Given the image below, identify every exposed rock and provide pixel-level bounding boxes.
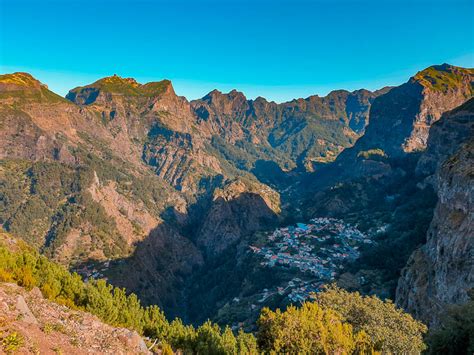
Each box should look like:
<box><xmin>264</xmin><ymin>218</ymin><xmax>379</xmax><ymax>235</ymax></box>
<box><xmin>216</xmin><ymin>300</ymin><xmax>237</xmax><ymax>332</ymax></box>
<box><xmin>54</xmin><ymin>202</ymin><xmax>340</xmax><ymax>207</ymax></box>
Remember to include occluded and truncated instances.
<box><xmin>416</xmin><ymin>98</ymin><xmax>474</xmax><ymax>177</ymax></box>
<box><xmin>366</xmin><ymin>64</ymin><xmax>472</xmax><ymax>157</ymax></box>
<box><xmin>16</xmin><ymin>295</ymin><xmax>38</xmax><ymax>325</ymax></box>
<box><xmin>197</xmin><ymin>179</ymin><xmax>280</xmax><ymax>257</ymax></box>
<box><xmin>0</xmin><ymin>282</ymin><xmax>151</xmax><ymax>354</ymax></box>
<box><xmin>396</xmin><ymin>99</ymin><xmax>474</xmax><ymax>327</ymax></box>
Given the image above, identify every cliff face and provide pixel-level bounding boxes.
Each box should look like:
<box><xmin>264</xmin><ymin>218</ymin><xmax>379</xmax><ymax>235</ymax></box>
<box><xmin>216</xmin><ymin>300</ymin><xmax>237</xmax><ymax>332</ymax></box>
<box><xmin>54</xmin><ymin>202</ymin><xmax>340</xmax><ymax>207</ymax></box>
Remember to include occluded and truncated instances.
<box><xmin>339</xmin><ymin>65</ymin><xmax>473</xmax><ymax>162</ymax></box>
<box><xmin>2</xmin><ymin>65</ymin><xmax>473</xmax><ymax>325</ymax></box>
<box><xmin>396</xmin><ymin>100</ymin><xmax>474</xmax><ymax>326</ymax></box>
<box><xmin>196</xmin><ymin>179</ymin><xmax>280</xmax><ymax>257</ymax></box>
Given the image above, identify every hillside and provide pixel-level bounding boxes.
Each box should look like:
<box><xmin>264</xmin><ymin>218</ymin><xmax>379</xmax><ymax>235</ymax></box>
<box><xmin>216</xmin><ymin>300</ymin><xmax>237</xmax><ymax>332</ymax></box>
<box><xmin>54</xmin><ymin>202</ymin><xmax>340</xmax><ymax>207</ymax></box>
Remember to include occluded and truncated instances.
<box><xmin>396</xmin><ymin>98</ymin><xmax>474</xmax><ymax>326</ymax></box>
<box><xmin>0</xmin><ymin>231</ymin><xmax>428</xmax><ymax>354</ymax></box>
<box><xmin>0</xmin><ymin>282</ymin><xmax>150</xmax><ymax>354</ymax></box>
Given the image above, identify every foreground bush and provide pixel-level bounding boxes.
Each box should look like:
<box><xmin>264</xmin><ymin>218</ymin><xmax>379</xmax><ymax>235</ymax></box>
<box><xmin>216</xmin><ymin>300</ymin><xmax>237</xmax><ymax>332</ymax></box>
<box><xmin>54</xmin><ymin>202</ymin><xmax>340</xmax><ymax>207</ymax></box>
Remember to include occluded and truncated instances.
<box><xmin>257</xmin><ymin>302</ymin><xmax>367</xmax><ymax>354</ymax></box>
<box><xmin>315</xmin><ymin>286</ymin><xmax>427</xmax><ymax>353</ymax></box>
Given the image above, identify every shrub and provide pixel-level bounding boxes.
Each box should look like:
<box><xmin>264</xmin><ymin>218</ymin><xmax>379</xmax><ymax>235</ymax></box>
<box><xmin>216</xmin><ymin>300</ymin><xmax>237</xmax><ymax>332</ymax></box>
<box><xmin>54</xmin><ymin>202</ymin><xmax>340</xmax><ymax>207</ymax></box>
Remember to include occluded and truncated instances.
<box><xmin>257</xmin><ymin>302</ymin><xmax>356</xmax><ymax>354</ymax></box>
<box><xmin>315</xmin><ymin>285</ymin><xmax>427</xmax><ymax>353</ymax></box>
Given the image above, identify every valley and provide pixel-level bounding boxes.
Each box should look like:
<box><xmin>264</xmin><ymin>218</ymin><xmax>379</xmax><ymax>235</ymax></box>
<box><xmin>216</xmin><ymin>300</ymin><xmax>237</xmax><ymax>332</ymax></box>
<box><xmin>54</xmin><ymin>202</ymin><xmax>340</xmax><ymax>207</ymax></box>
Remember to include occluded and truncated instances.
<box><xmin>0</xmin><ymin>64</ymin><xmax>473</xmax><ymax>341</ymax></box>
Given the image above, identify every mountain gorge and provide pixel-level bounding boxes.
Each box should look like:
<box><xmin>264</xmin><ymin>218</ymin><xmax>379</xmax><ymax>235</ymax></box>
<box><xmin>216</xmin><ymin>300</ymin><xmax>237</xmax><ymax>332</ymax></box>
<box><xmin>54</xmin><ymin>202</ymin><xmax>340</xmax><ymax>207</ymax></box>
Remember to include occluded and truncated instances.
<box><xmin>0</xmin><ymin>64</ymin><xmax>473</xmax><ymax>334</ymax></box>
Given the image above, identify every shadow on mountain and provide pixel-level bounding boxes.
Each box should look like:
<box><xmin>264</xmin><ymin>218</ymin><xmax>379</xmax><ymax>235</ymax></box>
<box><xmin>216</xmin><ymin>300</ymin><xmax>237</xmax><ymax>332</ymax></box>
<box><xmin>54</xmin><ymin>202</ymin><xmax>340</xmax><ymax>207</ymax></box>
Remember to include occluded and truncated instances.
<box><xmin>251</xmin><ymin>159</ymin><xmax>295</xmax><ymax>190</ymax></box>
<box><xmin>75</xmin><ymin>190</ymin><xmax>280</xmax><ymax>323</ymax></box>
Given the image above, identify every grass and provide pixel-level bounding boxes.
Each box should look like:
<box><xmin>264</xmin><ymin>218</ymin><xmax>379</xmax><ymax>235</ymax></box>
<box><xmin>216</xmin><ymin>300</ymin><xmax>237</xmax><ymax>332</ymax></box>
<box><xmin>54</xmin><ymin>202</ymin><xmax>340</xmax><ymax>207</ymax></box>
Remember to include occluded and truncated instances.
<box><xmin>1</xmin><ymin>331</ymin><xmax>24</xmax><ymax>352</ymax></box>
<box><xmin>69</xmin><ymin>75</ymin><xmax>171</xmax><ymax>99</ymax></box>
<box><xmin>414</xmin><ymin>65</ymin><xmax>474</xmax><ymax>93</ymax></box>
<box><xmin>0</xmin><ymin>73</ymin><xmax>69</xmax><ymax>104</ymax></box>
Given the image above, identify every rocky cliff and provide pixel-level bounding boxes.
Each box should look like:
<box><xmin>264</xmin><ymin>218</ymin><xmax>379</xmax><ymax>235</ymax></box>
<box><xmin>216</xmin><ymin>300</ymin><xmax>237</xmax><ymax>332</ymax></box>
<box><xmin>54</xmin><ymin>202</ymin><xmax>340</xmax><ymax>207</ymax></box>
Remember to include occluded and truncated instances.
<box><xmin>352</xmin><ymin>64</ymin><xmax>473</xmax><ymax>158</ymax></box>
<box><xmin>396</xmin><ymin>99</ymin><xmax>474</xmax><ymax>327</ymax></box>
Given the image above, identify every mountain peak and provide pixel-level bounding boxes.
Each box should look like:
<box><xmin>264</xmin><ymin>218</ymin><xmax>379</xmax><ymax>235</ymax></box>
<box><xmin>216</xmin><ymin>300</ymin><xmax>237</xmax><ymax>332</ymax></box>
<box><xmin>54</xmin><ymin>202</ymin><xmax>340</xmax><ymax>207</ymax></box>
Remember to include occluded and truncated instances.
<box><xmin>66</xmin><ymin>76</ymin><xmax>174</xmax><ymax>105</ymax></box>
<box><xmin>0</xmin><ymin>72</ymin><xmax>67</xmax><ymax>103</ymax></box>
<box><xmin>202</xmin><ymin>88</ymin><xmax>247</xmax><ymax>104</ymax></box>
<box><xmin>412</xmin><ymin>64</ymin><xmax>474</xmax><ymax>93</ymax></box>
<box><xmin>0</xmin><ymin>72</ymin><xmax>44</xmax><ymax>90</ymax></box>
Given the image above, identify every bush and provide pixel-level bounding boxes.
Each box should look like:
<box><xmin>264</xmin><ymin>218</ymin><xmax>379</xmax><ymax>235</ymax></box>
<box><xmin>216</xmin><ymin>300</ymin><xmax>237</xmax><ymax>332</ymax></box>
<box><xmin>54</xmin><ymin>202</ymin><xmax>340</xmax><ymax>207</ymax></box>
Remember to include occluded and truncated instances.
<box><xmin>315</xmin><ymin>285</ymin><xmax>427</xmax><ymax>353</ymax></box>
<box><xmin>257</xmin><ymin>303</ymin><xmax>357</xmax><ymax>354</ymax></box>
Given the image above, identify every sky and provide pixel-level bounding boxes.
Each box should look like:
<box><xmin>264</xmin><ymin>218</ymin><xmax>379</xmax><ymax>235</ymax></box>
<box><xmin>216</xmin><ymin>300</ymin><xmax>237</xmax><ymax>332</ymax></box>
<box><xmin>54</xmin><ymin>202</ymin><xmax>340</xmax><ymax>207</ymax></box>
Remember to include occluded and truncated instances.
<box><xmin>0</xmin><ymin>0</ymin><xmax>473</xmax><ymax>102</ymax></box>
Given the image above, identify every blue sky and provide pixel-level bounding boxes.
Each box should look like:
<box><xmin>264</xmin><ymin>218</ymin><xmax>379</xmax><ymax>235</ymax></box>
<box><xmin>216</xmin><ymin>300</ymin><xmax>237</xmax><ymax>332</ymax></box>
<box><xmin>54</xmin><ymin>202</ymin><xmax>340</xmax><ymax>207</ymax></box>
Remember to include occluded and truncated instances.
<box><xmin>1</xmin><ymin>0</ymin><xmax>473</xmax><ymax>102</ymax></box>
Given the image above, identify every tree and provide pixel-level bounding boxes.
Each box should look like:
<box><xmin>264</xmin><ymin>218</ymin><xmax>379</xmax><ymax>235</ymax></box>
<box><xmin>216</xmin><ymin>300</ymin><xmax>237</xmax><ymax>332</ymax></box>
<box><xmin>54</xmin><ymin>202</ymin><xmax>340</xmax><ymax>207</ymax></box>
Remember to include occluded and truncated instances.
<box><xmin>315</xmin><ymin>285</ymin><xmax>427</xmax><ymax>353</ymax></box>
<box><xmin>257</xmin><ymin>303</ymin><xmax>356</xmax><ymax>354</ymax></box>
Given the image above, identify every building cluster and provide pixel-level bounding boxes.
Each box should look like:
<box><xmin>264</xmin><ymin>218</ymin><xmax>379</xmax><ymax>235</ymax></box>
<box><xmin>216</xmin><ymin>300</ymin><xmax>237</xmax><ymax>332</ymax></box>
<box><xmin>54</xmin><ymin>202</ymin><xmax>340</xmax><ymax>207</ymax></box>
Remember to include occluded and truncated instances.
<box><xmin>74</xmin><ymin>260</ymin><xmax>111</xmax><ymax>281</ymax></box>
<box><xmin>249</xmin><ymin>217</ymin><xmax>372</xmax><ymax>303</ymax></box>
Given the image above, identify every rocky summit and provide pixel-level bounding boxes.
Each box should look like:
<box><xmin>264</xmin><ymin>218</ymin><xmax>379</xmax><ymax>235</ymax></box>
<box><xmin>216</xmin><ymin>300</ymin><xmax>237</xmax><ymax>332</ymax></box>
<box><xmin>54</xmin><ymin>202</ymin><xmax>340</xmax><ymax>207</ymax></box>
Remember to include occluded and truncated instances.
<box><xmin>0</xmin><ymin>64</ymin><xmax>473</xmax><ymax>352</ymax></box>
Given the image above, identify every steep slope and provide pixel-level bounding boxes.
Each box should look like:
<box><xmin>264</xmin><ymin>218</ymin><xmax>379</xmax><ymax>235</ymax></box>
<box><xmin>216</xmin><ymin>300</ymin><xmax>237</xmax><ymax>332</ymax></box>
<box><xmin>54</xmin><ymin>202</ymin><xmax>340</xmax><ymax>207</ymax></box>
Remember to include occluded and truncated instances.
<box><xmin>0</xmin><ymin>72</ymin><xmax>287</xmax><ymax>319</ymax></box>
<box><xmin>1</xmin><ymin>64</ymin><xmax>472</xmax><ymax>329</ymax></box>
<box><xmin>338</xmin><ymin>64</ymin><xmax>473</xmax><ymax>164</ymax></box>
<box><xmin>396</xmin><ymin>99</ymin><xmax>474</xmax><ymax>327</ymax></box>
<box><xmin>196</xmin><ymin>179</ymin><xmax>280</xmax><ymax>257</ymax></box>
<box><xmin>192</xmin><ymin>87</ymin><xmax>387</xmax><ymax>172</ymax></box>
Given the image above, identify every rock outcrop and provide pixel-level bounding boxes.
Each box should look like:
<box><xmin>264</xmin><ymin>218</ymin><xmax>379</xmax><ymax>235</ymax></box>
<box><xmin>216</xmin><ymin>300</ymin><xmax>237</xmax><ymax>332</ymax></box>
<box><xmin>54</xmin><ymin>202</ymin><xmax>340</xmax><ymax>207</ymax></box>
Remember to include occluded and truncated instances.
<box><xmin>0</xmin><ymin>282</ymin><xmax>151</xmax><ymax>354</ymax></box>
<box><xmin>355</xmin><ymin>64</ymin><xmax>473</xmax><ymax>157</ymax></box>
<box><xmin>196</xmin><ymin>179</ymin><xmax>280</xmax><ymax>257</ymax></box>
<box><xmin>396</xmin><ymin>99</ymin><xmax>474</xmax><ymax>326</ymax></box>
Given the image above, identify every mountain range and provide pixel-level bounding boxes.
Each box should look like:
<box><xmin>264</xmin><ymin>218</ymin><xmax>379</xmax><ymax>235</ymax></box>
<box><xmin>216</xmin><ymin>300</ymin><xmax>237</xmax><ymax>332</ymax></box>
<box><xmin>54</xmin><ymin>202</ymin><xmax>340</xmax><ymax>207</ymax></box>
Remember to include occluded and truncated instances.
<box><xmin>0</xmin><ymin>63</ymin><xmax>472</xmax><ymax>332</ymax></box>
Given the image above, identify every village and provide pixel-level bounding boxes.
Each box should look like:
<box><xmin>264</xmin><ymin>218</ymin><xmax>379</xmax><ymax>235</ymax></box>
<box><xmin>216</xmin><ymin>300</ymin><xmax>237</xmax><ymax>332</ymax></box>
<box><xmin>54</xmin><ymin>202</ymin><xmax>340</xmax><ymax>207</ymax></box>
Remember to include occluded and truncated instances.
<box><xmin>249</xmin><ymin>217</ymin><xmax>372</xmax><ymax>303</ymax></box>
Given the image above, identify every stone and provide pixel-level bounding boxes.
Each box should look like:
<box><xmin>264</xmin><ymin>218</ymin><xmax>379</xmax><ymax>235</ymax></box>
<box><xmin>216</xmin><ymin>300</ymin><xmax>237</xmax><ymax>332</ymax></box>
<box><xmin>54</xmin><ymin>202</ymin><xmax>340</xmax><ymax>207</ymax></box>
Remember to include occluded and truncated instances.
<box><xmin>16</xmin><ymin>295</ymin><xmax>38</xmax><ymax>325</ymax></box>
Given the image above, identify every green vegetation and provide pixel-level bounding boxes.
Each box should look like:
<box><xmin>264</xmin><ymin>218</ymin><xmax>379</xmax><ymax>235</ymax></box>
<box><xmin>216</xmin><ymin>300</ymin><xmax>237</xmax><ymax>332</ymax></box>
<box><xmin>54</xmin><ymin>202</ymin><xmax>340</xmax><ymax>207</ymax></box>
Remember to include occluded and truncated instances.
<box><xmin>426</xmin><ymin>292</ymin><xmax>474</xmax><ymax>355</ymax></box>
<box><xmin>0</xmin><ymin>232</ymin><xmax>430</xmax><ymax>354</ymax></box>
<box><xmin>315</xmin><ymin>286</ymin><xmax>427</xmax><ymax>353</ymax></box>
<box><xmin>1</xmin><ymin>331</ymin><xmax>24</xmax><ymax>353</ymax></box>
<box><xmin>68</xmin><ymin>75</ymin><xmax>171</xmax><ymax>99</ymax></box>
<box><xmin>357</xmin><ymin>148</ymin><xmax>387</xmax><ymax>160</ymax></box>
<box><xmin>0</xmin><ymin>72</ymin><xmax>69</xmax><ymax>103</ymax></box>
<box><xmin>269</xmin><ymin>118</ymin><xmax>355</xmax><ymax>168</ymax></box>
<box><xmin>0</xmin><ymin>148</ymin><xmax>175</xmax><ymax>265</ymax></box>
<box><xmin>0</xmin><ymin>234</ymin><xmax>257</xmax><ymax>354</ymax></box>
<box><xmin>256</xmin><ymin>286</ymin><xmax>427</xmax><ymax>354</ymax></box>
<box><xmin>0</xmin><ymin>159</ymin><xmax>127</xmax><ymax>262</ymax></box>
<box><xmin>414</xmin><ymin>65</ymin><xmax>474</xmax><ymax>94</ymax></box>
<box><xmin>304</xmin><ymin>154</ymin><xmax>437</xmax><ymax>298</ymax></box>
<box><xmin>257</xmin><ymin>303</ymin><xmax>359</xmax><ymax>354</ymax></box>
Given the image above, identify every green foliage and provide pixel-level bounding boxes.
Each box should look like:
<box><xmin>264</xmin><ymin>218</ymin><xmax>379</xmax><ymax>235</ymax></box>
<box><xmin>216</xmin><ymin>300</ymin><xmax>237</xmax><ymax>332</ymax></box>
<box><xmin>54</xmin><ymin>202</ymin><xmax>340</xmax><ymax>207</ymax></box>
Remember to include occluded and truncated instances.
<box><xmin>257</xmin><ymin>302</ymin><xmax>357</xmax><ymax>354</ymax></box>
<box><xmin>315</xmin><ymin>286</ymin><xmax>427</xmax><ymax>353</ymax></box>
<box><xmin>426</xmin><ymin>294</ymin><xmax>474</xmax><ymax>355</ymax></box>
<box><xmin>0</xmin><ymin>156</ymin><xmax>174</xmax><ymax>265</ymax></box>
<box><xmin>1</xmin><ymin>331</ymin><xmax>24</xmax><ymax>352</ymax></box>
<box><xmin>256</xmin><ymin>286</ymin><xmax>426</xmax><ymax>354</ymax></box>
<box><xmin>414</xmin><ymin>66</ymin><xmax>474</xmax><ymax>94</ymax></box>
<box><xmin>68</xmin><ymin>76</ymin><xmax>171</xmax><ymax>98</ymax></box>
<box><xmin>0</xmin><ymin>235</ymin><xmax>256</xmax><ymax>354</ymax></box>
<box><xmin>0</xmin><ymin>233</ymin><xmax>428</xmax><ymax>354</ymax></box>
<box><xmin>357</xmin><ymin>149</ymin><xmax>387</xmax><ymax>160</ymax></box>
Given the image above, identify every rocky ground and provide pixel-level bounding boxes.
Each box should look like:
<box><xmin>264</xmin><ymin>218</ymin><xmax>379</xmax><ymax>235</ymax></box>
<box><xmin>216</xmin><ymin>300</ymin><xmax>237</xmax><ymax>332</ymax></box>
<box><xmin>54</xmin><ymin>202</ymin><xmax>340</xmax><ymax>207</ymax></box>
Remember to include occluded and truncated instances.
<box><xmin>0</xmin><ymin>283</ymin><xmax>152</xmax><ymax>354</ymax></box>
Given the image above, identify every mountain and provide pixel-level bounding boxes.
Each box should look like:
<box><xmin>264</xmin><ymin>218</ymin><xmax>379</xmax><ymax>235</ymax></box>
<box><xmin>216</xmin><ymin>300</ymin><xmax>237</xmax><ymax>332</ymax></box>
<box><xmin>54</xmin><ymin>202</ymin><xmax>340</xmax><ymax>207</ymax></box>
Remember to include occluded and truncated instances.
<box><xmin>343</xmin><ymin>64</ymin><xmax>473</xmax><ymax>159</ymax></box>
<box><xmin>0</xmin><ymin>71</ymin><xmax>386</xmax><ymax>319</ymax></box>
<box><xmin>0</xmin><ymin>64</ymin><xmax>473</xmax><ymax>333</ymax></box>
<box><xmin>396</xmin><ymin>98</ymin><xmax>474</xmax><ymax>327</ymax></box>
<box><xmin>295</xmin><ymin>64</ymin><xmax>473</xmax><ymax>300</ymax></box>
